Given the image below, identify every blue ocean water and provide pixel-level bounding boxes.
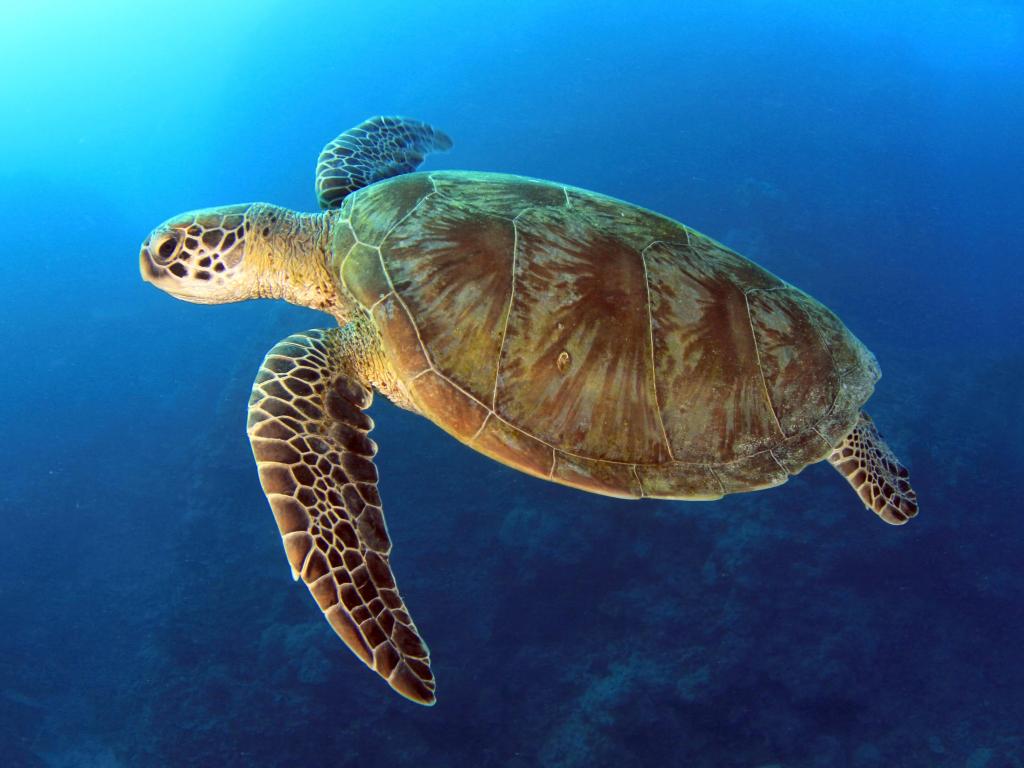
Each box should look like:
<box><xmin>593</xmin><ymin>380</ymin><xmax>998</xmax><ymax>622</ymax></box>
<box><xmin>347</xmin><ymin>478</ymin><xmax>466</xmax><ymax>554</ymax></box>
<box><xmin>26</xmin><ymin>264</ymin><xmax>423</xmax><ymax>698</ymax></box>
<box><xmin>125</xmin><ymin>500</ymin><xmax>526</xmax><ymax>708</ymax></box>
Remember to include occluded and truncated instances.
<box><xmin>2</xmin><ymin>1</ymin><xmax>1022</xmax><ymax>765</ymax></box>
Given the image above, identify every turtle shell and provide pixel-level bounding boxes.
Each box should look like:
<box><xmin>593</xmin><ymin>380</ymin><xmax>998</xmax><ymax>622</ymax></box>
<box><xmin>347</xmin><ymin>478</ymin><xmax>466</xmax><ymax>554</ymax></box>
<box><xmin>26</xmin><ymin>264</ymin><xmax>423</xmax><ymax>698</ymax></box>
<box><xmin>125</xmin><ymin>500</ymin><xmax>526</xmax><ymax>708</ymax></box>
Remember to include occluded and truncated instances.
<box><xmin>332</xmin><ymin>171</ymin><xmax>879</xmax><ymax>500</ymax></box>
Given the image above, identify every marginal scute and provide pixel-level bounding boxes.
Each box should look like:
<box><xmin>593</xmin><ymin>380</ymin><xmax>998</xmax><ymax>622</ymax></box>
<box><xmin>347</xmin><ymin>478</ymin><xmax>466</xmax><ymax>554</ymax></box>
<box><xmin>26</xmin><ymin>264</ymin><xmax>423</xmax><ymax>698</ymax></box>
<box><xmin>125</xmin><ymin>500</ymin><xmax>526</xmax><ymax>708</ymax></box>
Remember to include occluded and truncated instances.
<box><xmin>408</xmin><ymin>370</ymin><xmax>488</xmax><ymax>440</ymax></box>
<box><xmin>552</xmin><ymin>452</ymin><xmax>642</xmax><ymax>499</ymax></box>
<box><xmin>773</xmin><ymin>429</ymin><xmax>833</xmax><ymax>474</ymax></box>
<box><xmin>713</xmin><ymin>450</ymin><xmax>789</xmax><ymax>494</ymax></box>
<box><xmin>815</xmin><ymin>387</ymin><xmax>869</xmax><ymax>448</ymax></box>
<box><xmin>635</xmin><ymin>462</ymin><xmax>723</xmax><ymax>500</ymax></box>
<box><xmin>473</xmin><ymin>416</ymin><xmax>553</xmax><ymax>480</ymax></box>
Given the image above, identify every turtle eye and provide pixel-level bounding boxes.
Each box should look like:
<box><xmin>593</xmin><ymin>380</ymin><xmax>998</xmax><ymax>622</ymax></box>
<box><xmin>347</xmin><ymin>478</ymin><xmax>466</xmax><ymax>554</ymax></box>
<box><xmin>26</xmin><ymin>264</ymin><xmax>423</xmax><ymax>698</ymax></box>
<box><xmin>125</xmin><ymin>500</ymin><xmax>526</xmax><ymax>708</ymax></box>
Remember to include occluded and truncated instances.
<box><xmin>153</xmin><ymin>232</ymin><xmax>180</xmax><ymax>265</ymax></box>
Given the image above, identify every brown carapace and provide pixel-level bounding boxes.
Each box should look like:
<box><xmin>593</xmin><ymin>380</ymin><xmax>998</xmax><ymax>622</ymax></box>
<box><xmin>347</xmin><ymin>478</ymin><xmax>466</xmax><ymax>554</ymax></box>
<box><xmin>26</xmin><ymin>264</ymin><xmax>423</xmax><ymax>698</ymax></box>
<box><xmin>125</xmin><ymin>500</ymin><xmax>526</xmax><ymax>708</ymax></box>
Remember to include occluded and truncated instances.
<box><xmin>140</xmin><ymin>115</ymin><xmax>918</xmax><ymax>707</ymax></box>
<box><xmin>333</xmin><ymin>170</ymin><xmax>890</xmax><ymax>502</ymax></box>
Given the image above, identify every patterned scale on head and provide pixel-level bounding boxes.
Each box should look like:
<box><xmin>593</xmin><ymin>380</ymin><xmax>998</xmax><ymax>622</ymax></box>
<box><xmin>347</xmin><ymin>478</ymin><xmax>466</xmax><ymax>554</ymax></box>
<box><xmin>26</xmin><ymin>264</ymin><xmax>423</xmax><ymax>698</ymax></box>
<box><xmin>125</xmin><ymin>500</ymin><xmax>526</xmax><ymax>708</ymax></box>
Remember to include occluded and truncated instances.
<box><xmin>140</xmin><ymin>204</ymin><xmax>251</xmax><ymax>301</ymax></box>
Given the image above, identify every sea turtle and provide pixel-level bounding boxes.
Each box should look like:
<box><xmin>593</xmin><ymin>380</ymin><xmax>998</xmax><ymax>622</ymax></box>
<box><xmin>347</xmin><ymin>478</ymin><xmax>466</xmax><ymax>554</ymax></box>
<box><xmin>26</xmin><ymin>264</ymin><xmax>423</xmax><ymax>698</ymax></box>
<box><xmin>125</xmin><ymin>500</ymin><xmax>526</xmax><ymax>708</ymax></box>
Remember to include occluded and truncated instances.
<box><xmin>140</xmin><ymin>116</ymin><xmax>918</xmax><ymax>705</ymax></box>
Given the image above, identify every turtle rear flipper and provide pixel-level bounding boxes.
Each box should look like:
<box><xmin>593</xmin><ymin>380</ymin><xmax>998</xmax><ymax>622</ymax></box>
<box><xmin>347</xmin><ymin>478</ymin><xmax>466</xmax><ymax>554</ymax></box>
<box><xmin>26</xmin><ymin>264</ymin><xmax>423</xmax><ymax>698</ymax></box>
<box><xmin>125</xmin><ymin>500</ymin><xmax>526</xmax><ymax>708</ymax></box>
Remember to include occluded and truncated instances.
<box><xmin>829</xmin><ymin>411</ymin><xmax>918</xmax><ymax>525</ymax></box>
<box><xmin>247</xmin><ymin>327</ymin><xmax>435</xmax><ymax>705</ymax></box>
<box><xmin>315</xmin><ymin>116</ymin><xmax>452</xmax><ymax>210</ymax></box>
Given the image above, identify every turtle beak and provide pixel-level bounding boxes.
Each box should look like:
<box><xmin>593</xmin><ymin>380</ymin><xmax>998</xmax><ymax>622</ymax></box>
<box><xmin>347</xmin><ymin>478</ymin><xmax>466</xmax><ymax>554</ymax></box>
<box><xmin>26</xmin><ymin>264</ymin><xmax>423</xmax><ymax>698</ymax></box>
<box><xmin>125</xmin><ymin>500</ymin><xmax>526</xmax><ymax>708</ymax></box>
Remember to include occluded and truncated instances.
<box><xmin>139</xmin><ymin>240</ymin><xmax>161</xmax><ymax>284</ymax></box>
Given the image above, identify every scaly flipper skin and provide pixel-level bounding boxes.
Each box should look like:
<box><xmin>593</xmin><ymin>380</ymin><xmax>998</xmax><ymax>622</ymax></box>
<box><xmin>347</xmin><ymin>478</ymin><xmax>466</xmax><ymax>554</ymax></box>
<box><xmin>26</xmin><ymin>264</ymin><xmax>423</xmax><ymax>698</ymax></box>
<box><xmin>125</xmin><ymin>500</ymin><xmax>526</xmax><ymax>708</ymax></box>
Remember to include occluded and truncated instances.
<box><xmin>828</xmin><ymin>411</ymin><xmax>918</xmax><ymax>525</ymax></box>
<box><xmin>315</xmin><ymin>115</ymin><xmax>452</xmax><ymax>210</ymax></box>
<box><xmin>247</xmin><ymin>327</ymin><xmax>435</xmax><ymax>704</ymax></box>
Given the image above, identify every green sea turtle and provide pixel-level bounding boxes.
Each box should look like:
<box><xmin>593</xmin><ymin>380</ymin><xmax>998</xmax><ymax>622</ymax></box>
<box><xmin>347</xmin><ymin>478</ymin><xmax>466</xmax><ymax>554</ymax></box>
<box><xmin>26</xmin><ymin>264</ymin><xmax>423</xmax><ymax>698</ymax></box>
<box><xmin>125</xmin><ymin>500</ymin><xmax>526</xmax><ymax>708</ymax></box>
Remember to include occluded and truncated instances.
<box><xmin>140</xmin><ymin>116</ymin><xmax>918</xmax><ymax>705</ymax></box>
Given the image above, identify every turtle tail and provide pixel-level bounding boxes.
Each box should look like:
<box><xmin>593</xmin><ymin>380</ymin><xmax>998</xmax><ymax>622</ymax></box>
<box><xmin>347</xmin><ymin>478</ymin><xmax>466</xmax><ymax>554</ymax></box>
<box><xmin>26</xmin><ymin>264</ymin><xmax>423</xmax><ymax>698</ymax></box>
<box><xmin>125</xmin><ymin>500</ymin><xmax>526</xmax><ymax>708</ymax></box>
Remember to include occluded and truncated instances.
<box><xmin>827</xmin><ymin>411</ymin><xmax>918</xmax><ymax>525</ymax></box>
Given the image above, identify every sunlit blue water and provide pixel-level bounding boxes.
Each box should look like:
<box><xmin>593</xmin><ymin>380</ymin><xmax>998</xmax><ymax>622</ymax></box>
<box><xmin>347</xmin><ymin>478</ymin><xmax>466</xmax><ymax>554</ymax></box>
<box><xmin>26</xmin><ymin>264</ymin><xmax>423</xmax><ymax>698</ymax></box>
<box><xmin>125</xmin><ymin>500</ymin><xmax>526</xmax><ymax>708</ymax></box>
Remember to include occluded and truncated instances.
<box><xmin>1</xmin><ymin>2</ymin><xmax>1021</xmax><ymax>766</ymax></box>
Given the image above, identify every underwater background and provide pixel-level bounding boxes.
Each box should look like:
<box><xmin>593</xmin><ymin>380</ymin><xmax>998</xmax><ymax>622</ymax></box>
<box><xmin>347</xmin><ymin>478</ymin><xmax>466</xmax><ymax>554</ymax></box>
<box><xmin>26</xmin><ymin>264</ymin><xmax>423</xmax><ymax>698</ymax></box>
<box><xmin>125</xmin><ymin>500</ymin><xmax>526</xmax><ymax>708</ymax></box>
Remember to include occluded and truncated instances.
<box><xmin>2</xmin><ymin>1</ymin><xmax>1022</xmax><ymax>766</ymax></box>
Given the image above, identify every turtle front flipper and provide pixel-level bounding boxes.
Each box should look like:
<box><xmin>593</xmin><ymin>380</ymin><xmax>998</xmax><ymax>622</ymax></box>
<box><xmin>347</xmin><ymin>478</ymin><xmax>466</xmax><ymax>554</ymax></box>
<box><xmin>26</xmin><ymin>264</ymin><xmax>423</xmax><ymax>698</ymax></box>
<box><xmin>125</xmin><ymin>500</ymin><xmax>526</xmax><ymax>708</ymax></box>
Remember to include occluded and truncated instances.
<box><xmin>247</xmin><ymin>327</ymin><xmax>435</xmax><ymax>705</ymax></box>
<box><xmin>315</xmin><ymin>115</ymin><xmax>452</xmax><ymax>210</ymax></box>
<box><xmin>828</xmin><ymin>411</ymin><xmax>919</xmax><ymax>525</ymax></box>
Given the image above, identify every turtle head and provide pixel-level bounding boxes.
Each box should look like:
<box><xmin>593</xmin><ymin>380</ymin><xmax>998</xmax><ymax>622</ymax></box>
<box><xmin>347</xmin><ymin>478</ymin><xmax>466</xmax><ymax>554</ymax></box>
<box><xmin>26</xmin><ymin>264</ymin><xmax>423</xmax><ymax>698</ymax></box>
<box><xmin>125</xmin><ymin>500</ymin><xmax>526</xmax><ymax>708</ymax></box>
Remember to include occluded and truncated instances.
<box><xmin>140</xmin><ymin>204</ymin><xmax>258</xmax><ymax>304</ymax></box>
<box><xmin>141</xmin><ymin>203</ymin><xmax>341</xmax><ymax>315</ymax></box>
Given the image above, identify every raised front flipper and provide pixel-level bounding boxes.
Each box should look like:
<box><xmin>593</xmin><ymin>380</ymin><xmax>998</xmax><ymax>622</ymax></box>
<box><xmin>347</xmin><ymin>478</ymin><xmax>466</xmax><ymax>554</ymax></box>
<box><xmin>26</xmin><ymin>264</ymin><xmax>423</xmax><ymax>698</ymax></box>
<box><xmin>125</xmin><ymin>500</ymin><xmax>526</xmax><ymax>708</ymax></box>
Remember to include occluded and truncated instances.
<box><xmin>247</xmin><ymin>328</ymin><xmax>435</xmax><ymax>704</ymax></box>
<box><xmin>315</xmin><ymin>116</ymin><xmax>453</xmax><ymax>210</ymax></box>
<box><xmin>828</xmin><ymin>411</ymin><xmax>919</xmax><ymax>525</ymax></box>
